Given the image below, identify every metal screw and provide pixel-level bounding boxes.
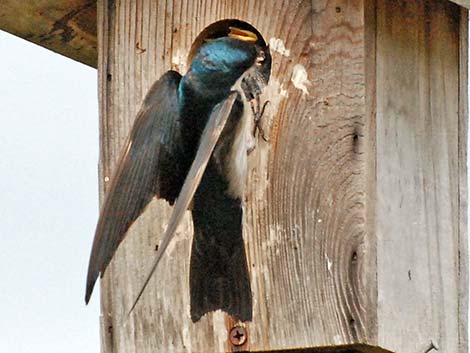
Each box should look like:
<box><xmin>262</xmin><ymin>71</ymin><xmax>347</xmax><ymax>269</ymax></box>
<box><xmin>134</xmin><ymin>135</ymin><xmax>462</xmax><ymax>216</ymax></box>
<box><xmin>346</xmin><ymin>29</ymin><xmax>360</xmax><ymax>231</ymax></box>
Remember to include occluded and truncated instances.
<box><xmin>229</xmin><ymin>326</ymin><xmax>247</xmax><ymax>346</ymax></box>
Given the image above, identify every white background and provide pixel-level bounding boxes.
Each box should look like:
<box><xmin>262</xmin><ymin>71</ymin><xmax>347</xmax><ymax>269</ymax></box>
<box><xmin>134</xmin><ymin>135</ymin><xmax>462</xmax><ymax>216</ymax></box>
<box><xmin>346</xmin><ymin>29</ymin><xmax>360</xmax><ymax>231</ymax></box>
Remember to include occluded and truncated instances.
<box><xmin>0</xmin><ymin>31</ymin><xmax>100</xmax><ymax>352</ymax></box>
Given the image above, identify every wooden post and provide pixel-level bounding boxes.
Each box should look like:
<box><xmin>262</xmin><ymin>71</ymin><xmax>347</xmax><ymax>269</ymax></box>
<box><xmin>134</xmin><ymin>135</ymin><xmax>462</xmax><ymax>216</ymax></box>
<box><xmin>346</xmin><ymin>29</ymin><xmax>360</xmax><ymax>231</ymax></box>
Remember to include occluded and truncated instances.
<box><xmin>374</xmin><ymin>1</ymin><xmax>467</xmax><ymax>352</ymax></box>
<box><xmin>96</xmin><ymin>0</ymin><xmax>468</xmax><ymax>352</ymax></box>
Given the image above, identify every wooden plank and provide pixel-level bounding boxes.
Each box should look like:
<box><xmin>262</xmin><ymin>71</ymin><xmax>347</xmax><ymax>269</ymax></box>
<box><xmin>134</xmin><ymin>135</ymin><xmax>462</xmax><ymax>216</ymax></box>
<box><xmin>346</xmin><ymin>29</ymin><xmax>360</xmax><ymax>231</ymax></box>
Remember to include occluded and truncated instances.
<box><xmin>96</xmin><ymin>0</ymin><xmax>467</xmax><ymax>351</ymax></box>
<box><xmin>0</xmin><ymin>0</ymin><xmax>465</xmax><ymax>70</ymax></box>
<box><xmin>375</xmin><ymin>0</ymin><xmax>464</xmax><ymax>352</ymax></box>
<box><xmin>363</xmin><ymin>0</ymin><xmax>378</xmax><ymax>345</ymax></box>
<box><xmin>0</xmin><ymin>0</ymin><xmax>97</xmax><ymax>67</ymax></box>
<box><xmin>97</xmin><ymin>0</ymin><xmax>378</xmax><ymax>351</ymax></box>
<box><xmin>450</xmin><ymin>0</ymin><xmax>470</xmax><ymax>9</ymax></box>
<box><xmin>96</xmin><ymin>0</ymin><xmax>113</xmax><ymax>350</ymax></box>
<box><xmin>458</xmin><ymin>7</ymin><xmax>469</xmax><ymax>353</ymax></box>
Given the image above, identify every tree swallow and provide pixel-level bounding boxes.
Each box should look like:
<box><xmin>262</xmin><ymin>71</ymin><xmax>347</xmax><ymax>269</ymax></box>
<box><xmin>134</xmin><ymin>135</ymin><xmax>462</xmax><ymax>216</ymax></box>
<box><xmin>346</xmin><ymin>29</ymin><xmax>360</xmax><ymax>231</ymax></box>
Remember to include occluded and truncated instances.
<box><xmin>85</xmin><ymin>22</ymin><xmax>271</xmax><ymax>323</ymax></box>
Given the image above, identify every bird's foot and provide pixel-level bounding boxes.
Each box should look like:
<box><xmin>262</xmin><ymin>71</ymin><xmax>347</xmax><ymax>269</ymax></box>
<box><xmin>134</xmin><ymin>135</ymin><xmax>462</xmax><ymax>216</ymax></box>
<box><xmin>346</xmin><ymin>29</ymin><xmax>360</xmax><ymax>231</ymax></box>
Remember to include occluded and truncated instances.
<box><xmin>250</xmin><ymin>96</ymin><xmax>270</xmax><ymax>142</ymax></box>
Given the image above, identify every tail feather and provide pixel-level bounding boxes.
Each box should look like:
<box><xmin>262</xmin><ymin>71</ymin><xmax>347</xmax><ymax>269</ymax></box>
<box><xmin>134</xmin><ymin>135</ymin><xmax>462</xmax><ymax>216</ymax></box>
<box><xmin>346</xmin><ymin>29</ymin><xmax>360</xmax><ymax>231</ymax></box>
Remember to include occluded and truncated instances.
<box><xmin>189</xmin><ymin>165</ymin><xmax>252</xmax><ymax>322</ymax></box>
<box><xmin>189</xmin><ymin>225</ymin><xmax>252</xmax><ymax>322</ymax></box>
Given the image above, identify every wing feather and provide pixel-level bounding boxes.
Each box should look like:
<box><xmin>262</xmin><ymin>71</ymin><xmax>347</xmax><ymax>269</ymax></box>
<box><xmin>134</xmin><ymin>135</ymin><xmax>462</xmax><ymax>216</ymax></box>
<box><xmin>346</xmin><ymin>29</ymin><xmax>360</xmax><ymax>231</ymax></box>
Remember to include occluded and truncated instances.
<box><xmin>127</xmin><ymin>92</ymin><xmax>238</xmax><ymax>314</ymax></box>
<box><xmin>85</xmin><ymin>71</ymin><xmax>187</xmax><ymax>303</ymax></box>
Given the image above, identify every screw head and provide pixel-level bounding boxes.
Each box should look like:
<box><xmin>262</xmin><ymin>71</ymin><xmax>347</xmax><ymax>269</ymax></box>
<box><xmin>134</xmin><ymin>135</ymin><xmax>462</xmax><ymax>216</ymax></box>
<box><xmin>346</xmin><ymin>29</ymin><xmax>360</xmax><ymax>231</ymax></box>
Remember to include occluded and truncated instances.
<box><xmin>229</xmin><ymin>326</ymin><xmax>247</xmax><ymax>346</ymax></box>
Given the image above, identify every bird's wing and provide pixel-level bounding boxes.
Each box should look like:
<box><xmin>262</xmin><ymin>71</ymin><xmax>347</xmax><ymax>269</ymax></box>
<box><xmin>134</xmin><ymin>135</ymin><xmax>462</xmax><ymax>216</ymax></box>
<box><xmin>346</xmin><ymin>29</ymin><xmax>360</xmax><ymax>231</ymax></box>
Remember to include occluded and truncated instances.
<box><xmin>85</xmin><ymin>71</ymin><xmax>188</xmax><ymax>303</ymax></box>
<box><xmin>128</xmin><ymin>92</ymin><xmax>238</xmax><ymax>315</ymax></box>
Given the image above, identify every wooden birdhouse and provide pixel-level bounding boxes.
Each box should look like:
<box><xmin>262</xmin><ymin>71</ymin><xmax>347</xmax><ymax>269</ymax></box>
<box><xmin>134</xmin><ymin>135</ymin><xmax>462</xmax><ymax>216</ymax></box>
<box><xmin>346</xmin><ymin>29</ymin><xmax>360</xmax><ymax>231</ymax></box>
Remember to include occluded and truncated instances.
<box><xmin>1</xmin><ymin>0</ymin><xmax>468</xmax><ymax>352</ymax></box>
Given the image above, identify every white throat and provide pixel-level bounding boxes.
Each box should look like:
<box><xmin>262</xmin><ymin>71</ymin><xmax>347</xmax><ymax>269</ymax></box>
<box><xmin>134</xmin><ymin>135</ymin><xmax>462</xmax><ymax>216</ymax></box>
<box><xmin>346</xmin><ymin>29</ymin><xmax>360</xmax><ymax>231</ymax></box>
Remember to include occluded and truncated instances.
<box><xmin>223</xmin><ymin>69</ymin><xmax>257</xmax><ymax>199</ymax></box>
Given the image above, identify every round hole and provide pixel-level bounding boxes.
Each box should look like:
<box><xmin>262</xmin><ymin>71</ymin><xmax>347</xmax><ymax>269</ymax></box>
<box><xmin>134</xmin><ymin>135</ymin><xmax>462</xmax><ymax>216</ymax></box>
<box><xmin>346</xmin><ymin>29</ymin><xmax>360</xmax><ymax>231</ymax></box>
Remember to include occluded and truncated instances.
<box><xmin>187</xmin><ymin>19</ymin><xmax>271</xmax><ymax>84</ymax></box>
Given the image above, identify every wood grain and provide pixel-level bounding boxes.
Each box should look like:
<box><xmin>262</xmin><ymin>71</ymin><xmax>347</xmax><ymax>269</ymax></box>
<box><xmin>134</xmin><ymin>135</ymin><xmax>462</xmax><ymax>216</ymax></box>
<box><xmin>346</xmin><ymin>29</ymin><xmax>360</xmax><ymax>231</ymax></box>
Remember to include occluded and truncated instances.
<box><xmin>97</xmin><ymin>0</ymin><xmax>372</xmax><ymax>351</ymax></box>
<box><xmin>2</xmin><ymin>0</ymin><xmax>469</xmax><ymax>69</ymax></box>
<box><xmin>375</xmin><ymin>0</ymin><xmax>465</xmax><ymax>352</ymax></box>
<box><xmin>96</xmin><ymin>0</ymin><xmax>467</xmax><ymax>352</ymax></box>
<box><xmin>458</xmin><ymin>7</ymin><xmax>469</xmax><ymax>353</ymax></box>
<box><xmin>0</xmin><ymin>0</ymin><xmax>97</xmax><ymax>67</ymax></box>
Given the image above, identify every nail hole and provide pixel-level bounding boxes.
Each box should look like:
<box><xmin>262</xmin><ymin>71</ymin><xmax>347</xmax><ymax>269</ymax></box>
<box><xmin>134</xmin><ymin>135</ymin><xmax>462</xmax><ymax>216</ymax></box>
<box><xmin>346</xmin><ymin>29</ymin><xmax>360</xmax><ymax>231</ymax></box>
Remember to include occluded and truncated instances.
<box><xmin>352</xmin><ymin>132</ymin><xmax>360</xmax><ymax>154</ymax></box>
<box><xmin>336</xmin><ymin>6</ymin><xmax>342</xmax><ymax>13</ymax></box>
<box><xmin>349</xmin><ymin>317</ymin><xmax>355</xmax><ymax>328</ymax></box>
<box><xmin>351</xmin><ymin>251</ymin><xmax>358</xmax><ymax>263</ymax></box>
<box><xmin>107</xmin><ymin>73</ymin><xmax>112</xmax><ymax>82</ymax></box>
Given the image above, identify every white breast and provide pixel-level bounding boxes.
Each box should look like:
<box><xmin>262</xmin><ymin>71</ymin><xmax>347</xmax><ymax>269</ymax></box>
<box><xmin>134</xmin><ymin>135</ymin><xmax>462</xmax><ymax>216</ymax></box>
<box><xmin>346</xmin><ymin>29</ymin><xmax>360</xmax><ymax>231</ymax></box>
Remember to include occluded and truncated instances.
<box><xmin>224</xmin><ymin>73</ymin><xmax>256</xmax><ymax>199</ymax></box>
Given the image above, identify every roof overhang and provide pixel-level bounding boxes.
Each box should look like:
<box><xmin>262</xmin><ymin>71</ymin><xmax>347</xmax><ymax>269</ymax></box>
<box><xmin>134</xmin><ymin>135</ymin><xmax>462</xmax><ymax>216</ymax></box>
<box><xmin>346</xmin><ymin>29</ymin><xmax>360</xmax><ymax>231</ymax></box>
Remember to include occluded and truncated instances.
<box><xmin>0</xmin><ymin>1</ymin><xmax>97</xmax><ymax>68</ymax></box>
<box><xmin>0</xmin><ymin>0</ymin><xmax>468</xmax><ymax>69</ymax></box>
<box><xmin>451</xmin><ymin>0</ymin><xmax>470</xmax><ymax>8</ymax></box>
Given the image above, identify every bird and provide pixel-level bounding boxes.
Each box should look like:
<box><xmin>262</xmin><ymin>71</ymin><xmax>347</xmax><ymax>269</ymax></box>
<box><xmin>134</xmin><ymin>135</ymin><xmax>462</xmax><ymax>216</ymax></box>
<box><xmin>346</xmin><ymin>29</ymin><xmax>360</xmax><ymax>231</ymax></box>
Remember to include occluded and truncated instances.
<box><xmin>85</xmin><ymin>22</ymin><xmax>271</xmax><ymax>323</ymax></box>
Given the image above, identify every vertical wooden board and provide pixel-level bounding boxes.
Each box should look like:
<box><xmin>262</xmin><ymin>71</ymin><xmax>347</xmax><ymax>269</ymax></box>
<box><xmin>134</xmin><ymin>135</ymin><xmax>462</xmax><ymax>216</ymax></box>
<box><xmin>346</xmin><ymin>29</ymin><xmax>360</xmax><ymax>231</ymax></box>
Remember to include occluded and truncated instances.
<box><xmin>246</xmin><ymin>0</ymin><xmax>373</xmax><ymax>349</ymax></box>
<box><xmin>97</xmin><ymin>0</ymin><xmax>374</xmax><ymax>351</ymax></box>
<box><xmin>375</xmin><ymin>0</ymin><xmax>462</xmax><ymax>352</ymax></box>
<box><xmin>363</xmin><ymin>0</ymin><xmax>378</xmax><ymax>345</ymax></box>
<box><xmin>458</xmin><ymin>7</ymin><xmax>468</xmax><ymax>353</ymax></box>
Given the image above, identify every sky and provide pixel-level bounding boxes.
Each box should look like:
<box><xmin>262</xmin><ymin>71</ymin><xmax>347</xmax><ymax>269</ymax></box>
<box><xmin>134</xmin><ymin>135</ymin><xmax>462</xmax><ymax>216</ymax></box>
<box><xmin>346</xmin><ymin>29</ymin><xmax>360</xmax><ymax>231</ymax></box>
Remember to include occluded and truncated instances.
<box><xmin>0</xmin><ymin>31</ymin><xmax>100</xmax><ymax>352</ymax></box>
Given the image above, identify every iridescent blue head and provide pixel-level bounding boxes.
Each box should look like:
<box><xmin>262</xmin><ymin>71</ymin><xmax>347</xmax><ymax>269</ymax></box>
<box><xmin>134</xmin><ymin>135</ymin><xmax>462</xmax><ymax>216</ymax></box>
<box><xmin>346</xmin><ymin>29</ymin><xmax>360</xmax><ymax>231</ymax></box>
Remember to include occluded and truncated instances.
<box><xmin>179</xmin><ymin>36</ymin><xmax>259</xmax><ymax>103</ymax></box>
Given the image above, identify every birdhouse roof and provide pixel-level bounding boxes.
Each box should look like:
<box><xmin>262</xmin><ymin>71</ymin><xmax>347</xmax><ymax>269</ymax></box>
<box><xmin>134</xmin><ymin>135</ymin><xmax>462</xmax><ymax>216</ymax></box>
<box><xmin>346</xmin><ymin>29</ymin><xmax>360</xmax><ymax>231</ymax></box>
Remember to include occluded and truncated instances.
<box><xmin>0</xmin><ymin>0</ymin><xmax>96</xmax><ymax>67</ymax></box>
<box><xmin>0</xmin><ymin>0</ymin><xmax>468</xmax><ymax>68</ymax></box>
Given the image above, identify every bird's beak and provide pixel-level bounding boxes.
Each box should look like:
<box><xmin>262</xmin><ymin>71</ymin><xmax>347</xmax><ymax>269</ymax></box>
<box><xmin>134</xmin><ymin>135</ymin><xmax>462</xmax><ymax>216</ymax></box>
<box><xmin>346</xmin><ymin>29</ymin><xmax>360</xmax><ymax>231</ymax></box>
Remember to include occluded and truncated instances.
<box><xmin>228</xmin><ymin>27</ymin><xmax>258</xmax><ymax>43</ymax></box>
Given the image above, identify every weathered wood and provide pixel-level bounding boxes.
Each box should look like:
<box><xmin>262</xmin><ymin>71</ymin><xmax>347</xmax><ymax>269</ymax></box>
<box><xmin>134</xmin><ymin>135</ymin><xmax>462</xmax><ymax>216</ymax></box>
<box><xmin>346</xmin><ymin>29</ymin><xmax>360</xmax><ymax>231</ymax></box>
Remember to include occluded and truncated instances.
<box><xmin>375</xmin><ymin>0</ymin><xmax>465</xmax><ymax>352</ymax></box>
<box><xmin>98</xmin><ymin>0</ymin><xmax>373</xmax><ymax>351</ymax></box>
<box><xmin>363</xmin><ymin>0</ymin><xmax>378</xmax><ymax>345</ymax></box>
<box><xmin>0</xmin><ymin>0</ymin><xmax>97</xmax><ymax>67</ymax></box>
<box><xmin>2</xmin><ymin>0</ymin><xmax>469</xmax><ymax>70</ymax></box>
<box><xmin>96</xmin><ymin>0</ymin><xmax>467</xmax><ymax>352</ymax></box>
<box><xmin>458</xmin><ymin>7</ymin><xmax>469</xmax><ymax>353</ymax></box>
<box><xmin>450</xmin><ymin>0</ymin><xmax>470</xmax><ymax>8</ymax></box>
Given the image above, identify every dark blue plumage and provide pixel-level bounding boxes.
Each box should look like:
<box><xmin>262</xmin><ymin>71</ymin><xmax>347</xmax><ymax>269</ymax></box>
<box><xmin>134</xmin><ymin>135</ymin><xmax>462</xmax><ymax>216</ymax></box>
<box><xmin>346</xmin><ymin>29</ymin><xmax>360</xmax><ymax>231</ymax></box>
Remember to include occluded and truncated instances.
<box><xmin>85</xmin><ymin>27</ymin><xmax>270</xmax><ymax>323</ymax></box>
<box><xmin>179</xmin><ymin>37</ymin><xmax>257</xmax><ymax>137</ymax></box>
<box><xmin>180</xmin><ymin>37</ymin><xmax>258</xmax><ymax>321</ymax></box>
<box><xmin>181</xmin><ymin>37</ymin><xmax>256</xmax><ymax>96</ymax></box>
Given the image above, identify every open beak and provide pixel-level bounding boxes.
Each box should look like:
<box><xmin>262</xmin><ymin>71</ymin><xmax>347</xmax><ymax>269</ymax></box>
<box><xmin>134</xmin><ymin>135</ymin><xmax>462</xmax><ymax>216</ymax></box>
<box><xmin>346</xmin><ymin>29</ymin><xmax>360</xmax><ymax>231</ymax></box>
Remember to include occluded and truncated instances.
<box><xmin>228</xmin><ymin>26</ymin><xmax>258</xmax><ymax>43</ymax></box>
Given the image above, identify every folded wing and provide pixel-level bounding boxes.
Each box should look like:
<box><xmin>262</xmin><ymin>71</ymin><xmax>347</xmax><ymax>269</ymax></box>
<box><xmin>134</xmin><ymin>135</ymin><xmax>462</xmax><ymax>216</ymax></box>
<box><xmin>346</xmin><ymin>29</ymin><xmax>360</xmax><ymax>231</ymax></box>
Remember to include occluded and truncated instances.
<box><xmin>85</xmin><ymin>71</ymin><xmax>188</xmax><ymax>303</ymax></box>
<box><xmin>127</xmin><ymin>92</ymin><xmax>238</xmax><ymax>314</ymax></box>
